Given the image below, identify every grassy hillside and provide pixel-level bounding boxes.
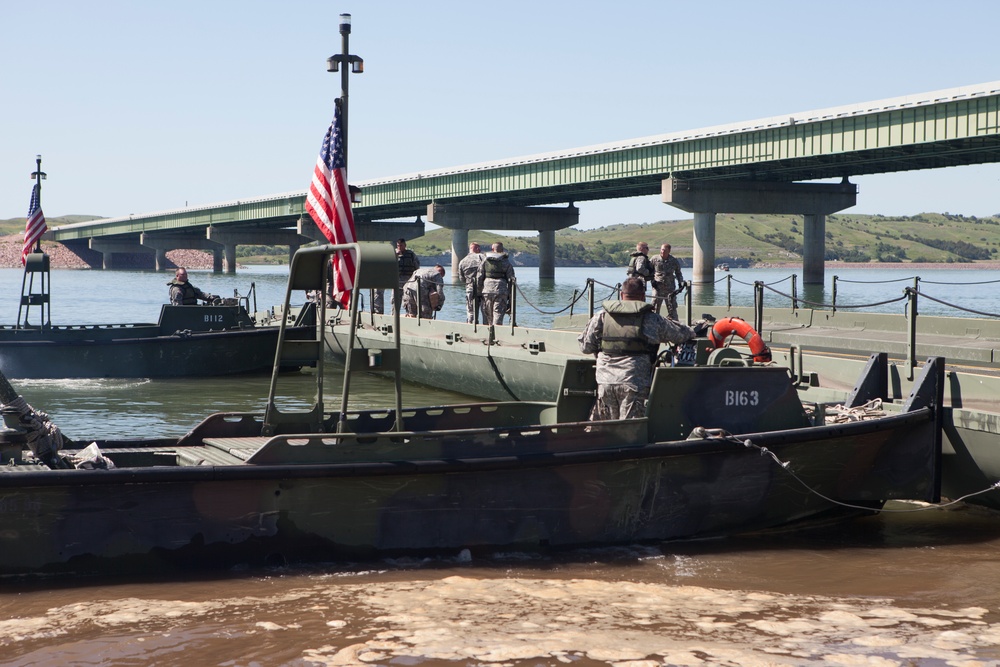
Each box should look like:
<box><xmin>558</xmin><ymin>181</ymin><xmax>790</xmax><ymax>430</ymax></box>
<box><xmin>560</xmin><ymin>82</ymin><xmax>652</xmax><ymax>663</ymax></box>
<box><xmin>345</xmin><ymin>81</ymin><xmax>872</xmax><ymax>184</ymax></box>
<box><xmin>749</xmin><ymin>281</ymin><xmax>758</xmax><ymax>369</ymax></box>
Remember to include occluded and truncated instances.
<box><xmin>9</xmin><ymin>212</ymin><xmax>1000</xmax><ymax>266</ymax></box>
<box><xmin>407</xmin><ymin>212</ymin><xmax>1000</xmax><ymax>266</ymax></box>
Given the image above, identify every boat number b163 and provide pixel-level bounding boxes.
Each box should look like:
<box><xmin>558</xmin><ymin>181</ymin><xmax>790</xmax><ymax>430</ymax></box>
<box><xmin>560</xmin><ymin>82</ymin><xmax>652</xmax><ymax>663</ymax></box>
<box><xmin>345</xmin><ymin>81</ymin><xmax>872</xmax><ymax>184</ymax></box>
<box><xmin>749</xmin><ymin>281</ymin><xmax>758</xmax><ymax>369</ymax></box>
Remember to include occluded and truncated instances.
<box><xmin>204</xmin><ymin>314</ymin><xmax>224</xmax><ymax>323</ymax></box>
<box><xmin>725</xmin><ymin>390</ymin><xmax>759</xmax><ymax>406</ymax></box>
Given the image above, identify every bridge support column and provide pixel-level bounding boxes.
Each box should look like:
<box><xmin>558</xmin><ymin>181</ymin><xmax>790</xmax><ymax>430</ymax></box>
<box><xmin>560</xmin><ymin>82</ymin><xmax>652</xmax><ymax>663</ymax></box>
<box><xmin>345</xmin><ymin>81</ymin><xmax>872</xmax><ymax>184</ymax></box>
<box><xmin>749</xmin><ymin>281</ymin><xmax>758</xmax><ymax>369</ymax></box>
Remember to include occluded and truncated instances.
<box><xmin>450</xmin><ymin>228</ymin><xmax>469</xmax><ymax>282</ymax></box>
<box><xmin>538</xmin><ymin>229</ymin><xmax>555</xmax><ymax>280</ymax></box>
<box><xmin>692</xmin><ymin>212</ymin><xmax>717</xmax><ymax>285</ymax></box>
<box><xmin>663</xmin><ymin>178</ymin><xmax>857</xmax><ymax>285</ymax></box>
<box><xmin>288</xmin><ymin>242</ymin><xmax>300</xmax><ymax>266</ymax></box>
<box><xmin>140</xmin><ymin>232</ymin><xmax>224</xmax><ymax>273</ymax></box>
<box><xmin>222</xmin><ymin>244</ymin><xmax>237</xmax><ymax>274</ymax></box>
<box><xmin>802</xmin><ymin>214</ymin><xmax>826</xmax><ymax>285</ymax></box>
<box><xmin>206</xmin><ymin>227</ymin><xmax>313</xmax><ymax>274</ymax></box>
<box><xmin>90</xmin><ymin>238</ymin><xmax>155</xmax><ymax>270</ymax></box>
<box><xmin>428</xmin><ymin>203</ymin><xmax>578</xmax><ymax>280</ymax></box>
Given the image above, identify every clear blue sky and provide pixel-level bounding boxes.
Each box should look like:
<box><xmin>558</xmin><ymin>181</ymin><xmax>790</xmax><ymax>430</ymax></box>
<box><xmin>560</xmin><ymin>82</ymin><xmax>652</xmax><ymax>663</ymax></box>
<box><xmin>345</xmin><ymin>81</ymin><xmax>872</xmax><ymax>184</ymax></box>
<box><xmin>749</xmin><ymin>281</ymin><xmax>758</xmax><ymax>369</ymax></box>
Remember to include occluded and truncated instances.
<box><xmin>3</xmin><ymin>0</ymin><xmax>1000</xmax><ymax>229</ymax></box>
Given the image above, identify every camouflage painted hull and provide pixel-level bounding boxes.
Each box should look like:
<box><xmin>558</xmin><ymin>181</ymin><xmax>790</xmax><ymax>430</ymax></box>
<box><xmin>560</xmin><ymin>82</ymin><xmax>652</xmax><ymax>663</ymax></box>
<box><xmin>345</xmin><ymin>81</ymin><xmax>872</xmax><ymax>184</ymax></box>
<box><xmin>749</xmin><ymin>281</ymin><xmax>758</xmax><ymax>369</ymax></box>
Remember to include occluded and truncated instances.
<box><xmin>326</xmin><ymin>309</ymin><xmax>1000</xmax><ymax>510</ymax></box>
<box><xmin>0</xmin><ymin>363</ymin><xmax>941</xmax><ymax>577</ymax></box>
<box><xmin>0</xmin><ymin>304</ymin><xmax>311</xmax><ymax>379</ymax></box>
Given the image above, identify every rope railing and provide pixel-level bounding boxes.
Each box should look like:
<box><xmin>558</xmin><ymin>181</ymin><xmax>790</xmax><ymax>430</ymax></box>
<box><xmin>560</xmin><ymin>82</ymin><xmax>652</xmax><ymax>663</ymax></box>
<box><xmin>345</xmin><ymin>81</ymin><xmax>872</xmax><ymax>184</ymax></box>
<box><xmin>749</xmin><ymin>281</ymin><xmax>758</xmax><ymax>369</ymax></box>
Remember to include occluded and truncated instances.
<box><xmin>513</xmin><ymin>280</ymin><xmax>594</xmax><ymax>316</ymax></box>
<box><xmin>759</xmin><ymin>282</ymin><xmax>909</xmax><ymax>311</ymax></box>
<box><xmin>834</xmin><ymin>276</ymin><xmax>916</xmax><ymax>284</ymax></box>
<box><xmin>912</xmin><ymin>290</ymin><xmax>1000</xmax><ymax>319</ymax></box>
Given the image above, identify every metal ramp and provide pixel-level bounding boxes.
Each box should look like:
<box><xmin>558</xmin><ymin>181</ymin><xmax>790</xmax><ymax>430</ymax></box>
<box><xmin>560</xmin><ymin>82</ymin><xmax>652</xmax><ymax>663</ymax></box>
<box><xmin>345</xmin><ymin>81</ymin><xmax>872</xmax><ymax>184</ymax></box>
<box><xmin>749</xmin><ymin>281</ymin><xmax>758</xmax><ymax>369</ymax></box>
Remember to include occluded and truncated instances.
<box><xmin>262</xmin><ymin>243</ymin><xmax>403</xmax><ymax>436</ymax></box>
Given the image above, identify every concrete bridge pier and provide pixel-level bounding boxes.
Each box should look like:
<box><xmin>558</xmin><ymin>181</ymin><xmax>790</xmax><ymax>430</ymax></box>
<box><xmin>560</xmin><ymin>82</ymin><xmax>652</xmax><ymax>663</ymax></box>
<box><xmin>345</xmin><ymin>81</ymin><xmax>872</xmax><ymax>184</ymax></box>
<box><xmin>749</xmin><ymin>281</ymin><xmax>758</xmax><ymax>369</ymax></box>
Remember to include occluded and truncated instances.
<box><xmin>90</xmin><ymin>239</ymin><xmax>153</xmax><ymax>270</ymax></box>
<box><xmin>692</xmin><ymin>212</ymin><xmax>717</xmax><ymax>285</ymax></box>
<box><xmin>663</xmin><ymin>178</ymin><xmax>857</xmax><ymax>284</ymax></box>
<box><xmin>449</xmin><ymin>229</ymin><xmax>469</xmax><ymax>280</ymax></box>
<box><xmin>206</xmin><ymin>227</ymin><xmax>312</xmax><ymax>273</ymax></box>
<box><xmin>140</xmin><ymin>232</ymin><xmax>224</xmax><ymax>272</ymax></box>
<box><xmin>427</xmin><ymin>203</ymin><xmax>579</xmax><ymax>281</ymax></box>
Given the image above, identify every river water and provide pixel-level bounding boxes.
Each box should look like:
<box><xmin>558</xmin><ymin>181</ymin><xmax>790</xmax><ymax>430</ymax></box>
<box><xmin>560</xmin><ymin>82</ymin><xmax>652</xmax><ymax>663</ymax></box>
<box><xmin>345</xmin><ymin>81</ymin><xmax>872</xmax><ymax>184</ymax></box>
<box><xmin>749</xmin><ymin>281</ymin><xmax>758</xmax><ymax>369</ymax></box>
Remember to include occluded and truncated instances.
<box><xmin>3</xmin><ymin>264</ymin><xmax>1000</xmax><ymax>666</ymax></box>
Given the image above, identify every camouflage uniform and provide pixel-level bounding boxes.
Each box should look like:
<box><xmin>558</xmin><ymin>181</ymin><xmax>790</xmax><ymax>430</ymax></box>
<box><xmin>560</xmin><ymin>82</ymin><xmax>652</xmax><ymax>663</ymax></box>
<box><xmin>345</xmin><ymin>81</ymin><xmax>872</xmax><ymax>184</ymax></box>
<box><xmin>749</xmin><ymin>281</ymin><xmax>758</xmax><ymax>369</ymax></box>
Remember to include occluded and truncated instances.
<box><xmin>626</xmin><ymin>251</ymin><xmax>653</xmax><ymax>286</ymax></box>
<box><xmin>403</xmin><ymin>267</ymin><xmax>446</xmax><ymax>318</ymax></box>
<box><xmin>649</xmin><ymin>253</ymin><xmax>684</xmax><ymax>320</ymax></box>
<box><xmin>577</xmin><ymin>300</ymin><xmax>694</xmax><ymax>420</ymax></box>
<box><xmin>167</xmin><ymin>279</ymin><xmax>214</xmax><ymax>305</ymax></box>
<box><xmin>457</xmin><ymin>251</ymin><xmax>485</xmax><ymax>324</ymax></box>
<box><xmin>477</xmin><ymin>252</ymin><xmax>515</xmax><ymax>325</ymax></box>
<box><xmin>373</xmin><ymin>247</ymin><xmax>420</xmax><ymax>314</ymax></box>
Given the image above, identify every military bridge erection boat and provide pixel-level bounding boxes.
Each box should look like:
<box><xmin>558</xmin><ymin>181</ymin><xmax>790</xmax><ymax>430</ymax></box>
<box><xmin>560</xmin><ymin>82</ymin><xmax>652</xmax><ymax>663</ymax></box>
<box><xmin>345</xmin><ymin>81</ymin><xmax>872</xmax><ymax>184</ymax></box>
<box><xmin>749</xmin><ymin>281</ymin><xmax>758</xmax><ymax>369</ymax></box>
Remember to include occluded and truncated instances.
<box><xmin>0</xmin><ymin>243</ymin><xmax>944</xmax><ymax>576</ymax></box>
<box><xmin>325</xmin><ymin>276</ymin><xmax>1000</xmax><ymax>513</ymax></box>
<box><xmin>0</xmin><ymin>252</ymin><xmax>315</xmax><ymax>379</ymax></box>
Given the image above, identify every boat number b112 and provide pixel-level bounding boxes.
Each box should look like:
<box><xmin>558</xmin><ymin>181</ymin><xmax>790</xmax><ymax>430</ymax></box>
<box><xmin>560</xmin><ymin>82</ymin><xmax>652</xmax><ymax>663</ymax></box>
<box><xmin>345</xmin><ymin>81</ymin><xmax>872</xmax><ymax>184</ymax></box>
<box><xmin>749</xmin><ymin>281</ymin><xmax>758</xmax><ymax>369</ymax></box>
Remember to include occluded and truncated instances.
<box><xmin>204</xmin><ymin>314</ymin><xmax>224</xmax><ymax>323</ymax></box>
<box><xmin>725</xmin><ymin>389</ymin><xmax>759</xmax><ymax>406</ymax></box>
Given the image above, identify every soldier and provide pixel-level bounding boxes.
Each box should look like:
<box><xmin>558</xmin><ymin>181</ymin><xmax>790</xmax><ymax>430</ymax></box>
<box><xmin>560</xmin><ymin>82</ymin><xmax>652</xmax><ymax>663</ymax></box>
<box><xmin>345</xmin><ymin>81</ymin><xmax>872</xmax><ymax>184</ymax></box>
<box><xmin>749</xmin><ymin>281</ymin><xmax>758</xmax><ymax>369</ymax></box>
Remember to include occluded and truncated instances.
<box><xmin>167</xmin><ymin>268</ymin><xmax>216</xmax><ymax>305</ymax></box>
<box><xmin>649</xmin><ymin>243</ymin><xmax>685</xmax><ymax>320</ymax></box>
<box><xmin>577</xmin><ymin>277</ymin><xmax>694</xmax><ymax>420</ymax></box>
<box><xmin>373</xmin><ymin>238</ymin><xmax>420</xmax><ymax>315</ymax></box>
<box><xmin>626</xmin><ymin>242</ymin><xmax>653</xmax><ymax>287</ymax></box>
<box><xmin>403</xmin><ymin>265</ymin><xmax>446</xmax><ymax>318</ymax></box>
<box><xmin>477</xmin><ymin>242</ymin><xmax>516</xmax><ymax>325</ymax></box>
<box><xmin>456</xmin><ymin>242</ymin><xmax>485</xmax><ymax>324</ymax></box>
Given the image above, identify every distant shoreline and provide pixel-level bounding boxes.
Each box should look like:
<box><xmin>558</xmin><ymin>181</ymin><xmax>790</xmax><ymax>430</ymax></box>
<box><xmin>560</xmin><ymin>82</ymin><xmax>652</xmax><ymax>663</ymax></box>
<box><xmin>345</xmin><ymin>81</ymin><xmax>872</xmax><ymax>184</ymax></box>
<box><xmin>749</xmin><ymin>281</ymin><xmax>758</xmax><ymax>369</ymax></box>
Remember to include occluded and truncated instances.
<box><xmin>4</xmin><ymin>237</ymin><xmax>999</xmax><ymax>271</ymax></box>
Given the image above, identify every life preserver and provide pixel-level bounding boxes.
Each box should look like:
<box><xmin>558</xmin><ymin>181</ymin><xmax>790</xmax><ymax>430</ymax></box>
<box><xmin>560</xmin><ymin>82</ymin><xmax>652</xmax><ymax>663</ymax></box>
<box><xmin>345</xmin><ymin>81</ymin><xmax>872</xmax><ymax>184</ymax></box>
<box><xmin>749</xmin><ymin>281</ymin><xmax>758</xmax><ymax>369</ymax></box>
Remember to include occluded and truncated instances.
<box><xmin>707</xmin><ymin>317</ymin><xmax>771</xmax><ymax>363</ymax></box>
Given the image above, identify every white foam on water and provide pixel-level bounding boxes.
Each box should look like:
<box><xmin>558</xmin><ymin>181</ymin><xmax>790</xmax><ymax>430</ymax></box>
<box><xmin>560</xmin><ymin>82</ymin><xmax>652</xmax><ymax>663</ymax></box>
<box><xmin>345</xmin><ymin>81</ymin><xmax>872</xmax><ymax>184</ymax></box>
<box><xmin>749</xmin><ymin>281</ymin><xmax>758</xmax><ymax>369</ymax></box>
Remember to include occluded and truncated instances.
<box><xmin>4</xmin><ymin>577</ymin><xmax>1000</xmax><ymax>665</ymax></box>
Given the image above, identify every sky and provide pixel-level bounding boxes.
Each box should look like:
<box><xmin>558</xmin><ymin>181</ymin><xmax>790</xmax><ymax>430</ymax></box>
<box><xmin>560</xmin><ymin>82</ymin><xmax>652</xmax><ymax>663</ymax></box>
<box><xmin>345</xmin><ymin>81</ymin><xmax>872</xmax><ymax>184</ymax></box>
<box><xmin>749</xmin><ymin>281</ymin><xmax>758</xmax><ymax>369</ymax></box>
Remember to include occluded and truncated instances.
<box><xmin>3</xmin><ymin>0</ymin><xmax>1000</xmax><ymax>230</ymax></box>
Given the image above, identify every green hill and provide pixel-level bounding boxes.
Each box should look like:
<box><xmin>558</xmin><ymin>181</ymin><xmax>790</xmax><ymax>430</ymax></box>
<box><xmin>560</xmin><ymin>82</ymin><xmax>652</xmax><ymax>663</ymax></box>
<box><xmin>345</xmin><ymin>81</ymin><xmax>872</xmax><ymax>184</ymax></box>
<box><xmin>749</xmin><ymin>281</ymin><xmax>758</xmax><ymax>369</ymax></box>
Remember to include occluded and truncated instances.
<box><xmin>407</xmin><ymin>212</ymin><xmax>1000</xmax><ymax>266</ymax></box>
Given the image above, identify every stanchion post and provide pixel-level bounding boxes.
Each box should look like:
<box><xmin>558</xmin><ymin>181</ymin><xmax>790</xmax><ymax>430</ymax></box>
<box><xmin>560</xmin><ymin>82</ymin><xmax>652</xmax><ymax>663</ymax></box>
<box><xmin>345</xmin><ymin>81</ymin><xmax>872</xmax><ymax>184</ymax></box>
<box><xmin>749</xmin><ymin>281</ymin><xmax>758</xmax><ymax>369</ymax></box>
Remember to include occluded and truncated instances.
<box><xmin>587</xmin><ymin>279</ymin><xmax>595</xmax><ymax>319</ymax></box>
<box><xmin>905</xmin><ymin>286</ymin><xmax>918</xmax><ymax>381</ymax></box>
<box><xmin>726</xmin><ymin>274</ymin><xmax>732</xmax><ymax>310</ymax></box>
<box><xmin>791</xmin><ymin>274</ymin><xmax>798</xmax><ymax>312</ymax></box>
<box><xmin>684</xmin><ymin>281</ymin><xmax>692</xmax><ymax>326</ymax></box>
<box><xmin>754</xmin><ymin>281</ymin><xmax>764</xmax><ymax>334</ymax></box>
<box><xmin>509</xmin><ymin>277</ymin><xmax>517</xmax><ymax>332</ymax></box>
<box><xmin>832</xmin><ymin>275</ymin><xmax>838</xmax><ymax>314</ymax></box>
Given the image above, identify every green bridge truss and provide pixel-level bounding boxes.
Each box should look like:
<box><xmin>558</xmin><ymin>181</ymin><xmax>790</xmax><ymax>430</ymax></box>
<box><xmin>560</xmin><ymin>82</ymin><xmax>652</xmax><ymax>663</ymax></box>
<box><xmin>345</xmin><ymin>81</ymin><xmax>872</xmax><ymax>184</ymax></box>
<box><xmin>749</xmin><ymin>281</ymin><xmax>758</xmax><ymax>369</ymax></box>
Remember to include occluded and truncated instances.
<box><xmin>52</xmin><ymin>80</ymin><xmax>1000</xmax><ymax>242</ymax></box>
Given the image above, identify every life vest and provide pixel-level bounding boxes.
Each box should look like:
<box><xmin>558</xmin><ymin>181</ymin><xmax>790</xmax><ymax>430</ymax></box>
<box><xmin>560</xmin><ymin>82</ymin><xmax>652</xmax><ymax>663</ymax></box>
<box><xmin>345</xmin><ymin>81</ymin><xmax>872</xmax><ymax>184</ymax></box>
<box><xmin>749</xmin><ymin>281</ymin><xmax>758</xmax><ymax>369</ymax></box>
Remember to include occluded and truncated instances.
<box><xmin>627</xmin><ymin>252</ymin><xmax>651</xmax><ymax>279</ymax></box>
<box><xmin>397</xmin><ymin>249</ymin><xmax>418</xmax><ymax>278</ymax></box>
<box><xmin>483</xmin><ymin>253</ymin><xmax>509</xmax><ymax>280</ymax></box>
<box><xmin>708</xmin><ymin>317</ymin><xmax>772</xmax><ymax>363</ymax></box>
<box><xmin>167</xmin><ymin>279</ymin><xmax>199</xmax><ymax>305</ymax></box>
<box><xmin>600</xmin><ymin>300</ymin><xmax>658</xmax><ymax>355</ymax></box>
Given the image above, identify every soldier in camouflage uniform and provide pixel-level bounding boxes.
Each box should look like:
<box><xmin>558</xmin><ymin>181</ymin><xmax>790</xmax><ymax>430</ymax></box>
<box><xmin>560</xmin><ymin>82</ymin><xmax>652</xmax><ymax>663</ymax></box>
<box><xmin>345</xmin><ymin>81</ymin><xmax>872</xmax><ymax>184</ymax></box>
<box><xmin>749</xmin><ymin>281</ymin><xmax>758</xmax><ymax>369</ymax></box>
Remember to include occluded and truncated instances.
<box><xmin>403</xmin><ymin>265</ymin><xmax>446</xmax><ymax>318</ymax></box>
<box><xmin>477</xmin><ymin>242</ymin><xmax>516</xmax><ymax>325</ymax></box>
<box><xmin>626</xmin><ymin>242</ymin><xmax>653</xmax><ymax>288</ymax></box>
<box><xmin>373</xmin><ymin>238</ymin><xmax>420</xmax><ymax>314</ymax></box>
<box><xmin>577</xmin><ymin>277</ymin><xmax>694</xmax><ymax>420</ymax></box>
<box><xmin>456</xmin><ymin>242</ymin><xmax>485</xmax><ymax>324</ymax></box>
<box><xmin>649</xmin><ymin>243</ymin><xmax>684</xmax><ymax>320</ymax></box>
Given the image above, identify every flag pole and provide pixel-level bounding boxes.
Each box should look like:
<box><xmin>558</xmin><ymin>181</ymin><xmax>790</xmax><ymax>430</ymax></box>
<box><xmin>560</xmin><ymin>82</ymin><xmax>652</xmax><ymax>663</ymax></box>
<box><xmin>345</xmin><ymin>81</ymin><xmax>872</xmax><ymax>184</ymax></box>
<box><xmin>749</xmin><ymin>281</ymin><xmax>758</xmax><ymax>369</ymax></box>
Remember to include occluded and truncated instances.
<box><xmin>327</xmin><ymin>12</ymin><xmax>364</xmax><ymax>170</ymax></box>
<box><xmin>29</xmin><ymin>155</ymin><xmax>46</xmax><ymax>253</ymax></box>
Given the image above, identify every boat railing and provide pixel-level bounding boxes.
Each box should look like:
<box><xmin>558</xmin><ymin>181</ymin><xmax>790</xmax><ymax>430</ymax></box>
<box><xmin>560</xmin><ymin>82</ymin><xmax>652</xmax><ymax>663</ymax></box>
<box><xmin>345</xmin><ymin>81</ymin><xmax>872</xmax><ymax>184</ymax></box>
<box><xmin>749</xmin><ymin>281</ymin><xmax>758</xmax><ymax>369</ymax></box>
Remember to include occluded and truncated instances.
<box><xmin>264</xmin><ymin>242</ymin><xmax>403</xmax><ymax>437</ymax></box>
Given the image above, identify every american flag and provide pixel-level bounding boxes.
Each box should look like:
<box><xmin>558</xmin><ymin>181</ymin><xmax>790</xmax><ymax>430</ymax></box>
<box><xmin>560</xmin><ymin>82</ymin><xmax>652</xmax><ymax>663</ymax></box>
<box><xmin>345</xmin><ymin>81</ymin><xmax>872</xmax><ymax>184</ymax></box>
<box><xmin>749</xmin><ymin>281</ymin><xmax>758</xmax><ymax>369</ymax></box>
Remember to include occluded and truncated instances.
<box><xmin>22</xmin><ymin>183</ymin><xmax>46</xmax><ymax>266</ymax></box>
<box><xmin>305</xmin><ymin>103</ymin><xmax>357</xmax><ymax>308</ymax></box>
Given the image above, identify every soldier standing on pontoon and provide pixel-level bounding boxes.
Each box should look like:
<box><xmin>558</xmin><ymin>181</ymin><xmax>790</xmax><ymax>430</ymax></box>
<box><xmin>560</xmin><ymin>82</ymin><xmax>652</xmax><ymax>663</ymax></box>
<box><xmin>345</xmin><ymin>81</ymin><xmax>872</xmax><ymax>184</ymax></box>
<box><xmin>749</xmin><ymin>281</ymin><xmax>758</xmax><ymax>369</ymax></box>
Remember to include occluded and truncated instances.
<box><xmin>457</xmin><ymin>242</ymin><xmax>485</xmax><ymax>324</ymax></box>
<box><xmin>477</xmin><ymin>242</ymin><xmax>516</xmax><ymax>325</ymax></box>
<box><xmin>650</xmin><ymin>243</ymin><xmax>684</xmax><ymax>320</ymax></box>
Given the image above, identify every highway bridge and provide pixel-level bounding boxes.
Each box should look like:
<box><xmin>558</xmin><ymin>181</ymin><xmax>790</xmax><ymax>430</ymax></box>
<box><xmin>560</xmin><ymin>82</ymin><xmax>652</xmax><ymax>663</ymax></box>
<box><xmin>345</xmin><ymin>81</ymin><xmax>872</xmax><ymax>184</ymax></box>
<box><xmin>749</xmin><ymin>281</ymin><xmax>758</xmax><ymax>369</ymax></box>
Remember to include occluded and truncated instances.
<box><xmin>49</xmin><ymin>80</ymin><xmax>1000</xmax><ymax>283</ymax></box>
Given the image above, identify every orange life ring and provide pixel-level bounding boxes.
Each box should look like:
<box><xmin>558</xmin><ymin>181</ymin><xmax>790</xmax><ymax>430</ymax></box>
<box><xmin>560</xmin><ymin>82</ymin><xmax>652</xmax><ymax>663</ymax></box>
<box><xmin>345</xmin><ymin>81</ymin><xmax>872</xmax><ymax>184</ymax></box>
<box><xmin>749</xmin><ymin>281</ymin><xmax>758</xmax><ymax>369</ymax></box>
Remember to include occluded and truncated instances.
<box><xmin>707</xmin><ymin>317</ymin><xmax>772</xmax><ymax>363</ymax></box>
